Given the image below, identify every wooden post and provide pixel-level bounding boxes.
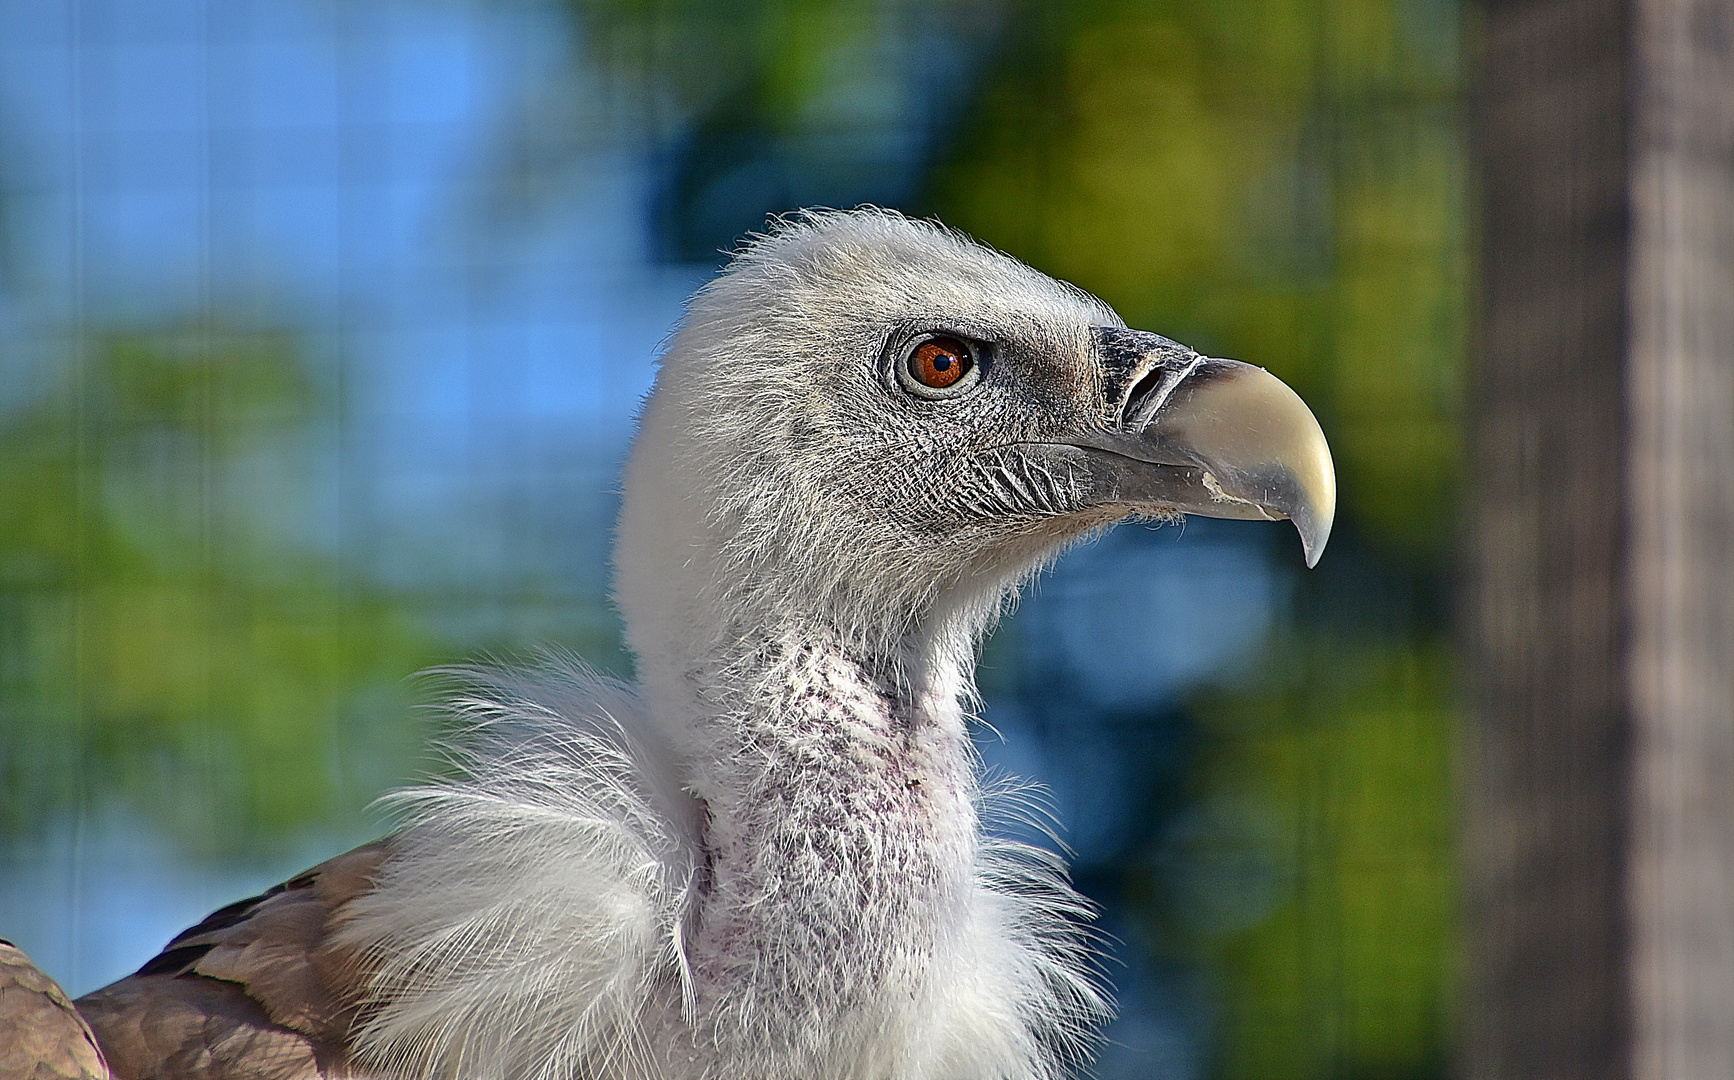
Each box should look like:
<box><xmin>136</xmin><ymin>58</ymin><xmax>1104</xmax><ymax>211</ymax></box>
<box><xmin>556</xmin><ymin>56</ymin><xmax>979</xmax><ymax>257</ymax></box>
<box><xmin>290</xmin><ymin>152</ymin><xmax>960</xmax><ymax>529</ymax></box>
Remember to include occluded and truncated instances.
<box><xmin>1469</xmin><ymin>0</ymin><xmax>1734</xmax><ymax>1077</ymax></box>
<box><xmin>1626</xmin><ymin>0</ymin><xmax>1734</xmax><ymax>1073</ymax></box>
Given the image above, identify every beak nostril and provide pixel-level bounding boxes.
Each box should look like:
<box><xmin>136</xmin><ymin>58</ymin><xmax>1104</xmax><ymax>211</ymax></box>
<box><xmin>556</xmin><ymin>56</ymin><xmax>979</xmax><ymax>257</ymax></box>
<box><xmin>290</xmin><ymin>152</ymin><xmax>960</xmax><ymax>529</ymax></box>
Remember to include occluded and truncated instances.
<box><xmin>1119</xmin><ymin>368</ymin><xmax>1165</xmax><ymax>430</ymax></box>
<box><xmin>1118</xmin><ymin>357</ymin><xmax>1199</xmax><ymax>432</ymax></box>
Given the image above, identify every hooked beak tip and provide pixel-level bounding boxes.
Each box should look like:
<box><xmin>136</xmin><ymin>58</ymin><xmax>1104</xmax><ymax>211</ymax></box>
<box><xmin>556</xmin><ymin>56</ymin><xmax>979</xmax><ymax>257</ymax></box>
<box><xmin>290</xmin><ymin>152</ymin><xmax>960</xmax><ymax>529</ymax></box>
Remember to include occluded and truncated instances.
<box><xmin>1298</xmin><ymin>506</ymin><xmax>1333</xmax><ymax>569</ymax></box>
<box><xmin>1136</xmin><ymin>357</ymin><xmax>1337</xmax><ymax>567</ymax></box>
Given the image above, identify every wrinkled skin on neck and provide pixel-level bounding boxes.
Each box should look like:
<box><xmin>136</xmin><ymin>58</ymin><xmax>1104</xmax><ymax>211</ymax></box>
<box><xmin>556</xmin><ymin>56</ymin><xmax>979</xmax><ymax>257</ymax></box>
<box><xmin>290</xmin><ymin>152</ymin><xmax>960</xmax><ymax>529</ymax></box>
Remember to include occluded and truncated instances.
<box><xmin>680</xmin><ymin>629</ymin><xmax>980</xmax><ymax>1075</ymax></box>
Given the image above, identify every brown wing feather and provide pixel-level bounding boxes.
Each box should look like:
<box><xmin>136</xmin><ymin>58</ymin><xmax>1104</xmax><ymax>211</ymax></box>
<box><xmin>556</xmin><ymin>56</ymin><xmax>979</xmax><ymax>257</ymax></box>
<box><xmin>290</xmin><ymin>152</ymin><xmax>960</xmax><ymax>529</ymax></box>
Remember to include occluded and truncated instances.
<box><xmin>0</xmin><ymin>939</ymin><xmax>113</xmax><ymax>1080</ymax></box>
<box><xmin>73</xmin><ymin>841</ymin><xmax>391</xmax><ymax>1080</ymax></box>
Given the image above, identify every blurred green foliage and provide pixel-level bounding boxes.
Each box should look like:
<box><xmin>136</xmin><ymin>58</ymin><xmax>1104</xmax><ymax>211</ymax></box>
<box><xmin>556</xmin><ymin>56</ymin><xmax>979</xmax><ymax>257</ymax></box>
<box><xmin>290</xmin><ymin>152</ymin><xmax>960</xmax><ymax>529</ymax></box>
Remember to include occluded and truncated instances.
<box><xmin>1172</xmin><ymin>639</ymin><xmax>1456</xmax><ymax>1080</ymax></box>
<box><xmin>0</xmin><ymin>324</ymin><xmax>440</xmax><ymax>858</ymax></box>
<box><xmin>558</xmin><ymin>0</ymin><xmax>995</xmax><ymax>257</ymax></box>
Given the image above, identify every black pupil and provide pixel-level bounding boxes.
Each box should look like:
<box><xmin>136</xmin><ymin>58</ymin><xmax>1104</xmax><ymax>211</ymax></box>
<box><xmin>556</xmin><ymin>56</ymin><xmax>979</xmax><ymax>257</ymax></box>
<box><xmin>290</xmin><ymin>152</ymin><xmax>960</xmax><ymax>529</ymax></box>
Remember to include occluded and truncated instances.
<box><xmin>933</xmin><ymin>355</ymin><xmax>953</xmax><ymax>371</ymax></box>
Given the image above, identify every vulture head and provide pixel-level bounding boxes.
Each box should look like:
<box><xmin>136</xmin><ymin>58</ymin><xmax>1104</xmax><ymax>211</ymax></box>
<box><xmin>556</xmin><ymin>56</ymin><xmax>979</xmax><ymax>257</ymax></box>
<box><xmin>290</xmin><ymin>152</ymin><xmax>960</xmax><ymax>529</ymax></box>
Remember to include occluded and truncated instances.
<box><xmin>618</xmin><ymin>209</ymin><xmax>1333</xmax><ymax>696</ymax></box>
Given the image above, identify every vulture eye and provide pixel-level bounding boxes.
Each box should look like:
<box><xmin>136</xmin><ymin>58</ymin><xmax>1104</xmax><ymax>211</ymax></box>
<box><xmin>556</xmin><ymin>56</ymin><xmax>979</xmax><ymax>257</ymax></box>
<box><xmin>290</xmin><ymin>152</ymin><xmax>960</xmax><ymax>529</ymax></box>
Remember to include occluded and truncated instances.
<box><xmin>900</xmin><ymin>336</ymin><xmax>979</xmax><ymax>398</ymax></box>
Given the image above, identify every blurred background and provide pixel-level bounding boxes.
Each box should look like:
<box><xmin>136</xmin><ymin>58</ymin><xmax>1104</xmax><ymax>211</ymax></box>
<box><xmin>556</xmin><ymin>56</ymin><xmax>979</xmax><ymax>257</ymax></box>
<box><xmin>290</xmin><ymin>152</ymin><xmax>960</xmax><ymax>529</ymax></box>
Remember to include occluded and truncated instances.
<box><xmin>0</xmin><ymin>2</ymin><xmax>1463</xmax><ymax>1077</ymax></box>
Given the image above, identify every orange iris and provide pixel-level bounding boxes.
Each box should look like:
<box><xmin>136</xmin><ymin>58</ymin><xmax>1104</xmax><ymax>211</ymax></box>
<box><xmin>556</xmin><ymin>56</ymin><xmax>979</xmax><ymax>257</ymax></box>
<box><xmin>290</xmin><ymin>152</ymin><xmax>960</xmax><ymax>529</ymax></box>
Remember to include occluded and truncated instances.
<box><xmin>910</xmin><ymin>337</ymin><xmax>971</xmax><ymax>390</ymax></box>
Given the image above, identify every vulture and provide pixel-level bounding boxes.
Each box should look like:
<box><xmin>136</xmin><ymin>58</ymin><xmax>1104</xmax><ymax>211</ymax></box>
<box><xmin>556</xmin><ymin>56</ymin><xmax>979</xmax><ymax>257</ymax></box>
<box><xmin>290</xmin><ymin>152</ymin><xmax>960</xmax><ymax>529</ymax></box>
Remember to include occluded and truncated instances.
<box><xmin>1</xmin><ymin>208</ymin><xmax>1334</xmax><ymax>1080</ymax></box>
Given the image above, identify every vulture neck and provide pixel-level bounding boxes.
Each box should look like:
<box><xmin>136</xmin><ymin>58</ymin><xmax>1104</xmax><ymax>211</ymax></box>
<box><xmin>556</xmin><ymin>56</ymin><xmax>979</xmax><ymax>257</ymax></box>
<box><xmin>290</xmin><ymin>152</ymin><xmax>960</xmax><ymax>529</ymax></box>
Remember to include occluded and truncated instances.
<box><xmin>615</xmin><ymin>504</ymin><xmax>994</xmax><ymax>1042</ymax></box>
<box><xmin>684</xmin><ymin>627</ymin><xmax>985</xmax><ymax>1057</ymax></box>
<box><xmin>662</xmin><ymin>608</ymin><xmax>983</xmax><ymax>1021</ymax></box>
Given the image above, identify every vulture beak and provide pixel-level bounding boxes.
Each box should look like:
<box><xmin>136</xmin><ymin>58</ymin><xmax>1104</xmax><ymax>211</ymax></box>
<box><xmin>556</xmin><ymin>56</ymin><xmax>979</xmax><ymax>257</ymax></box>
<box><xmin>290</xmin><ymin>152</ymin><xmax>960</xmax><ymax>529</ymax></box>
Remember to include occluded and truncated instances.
<box><xmin>1071</xmin><ymin>327</ymin><xmax>1337</xmax><ymax>567</ymax></box>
